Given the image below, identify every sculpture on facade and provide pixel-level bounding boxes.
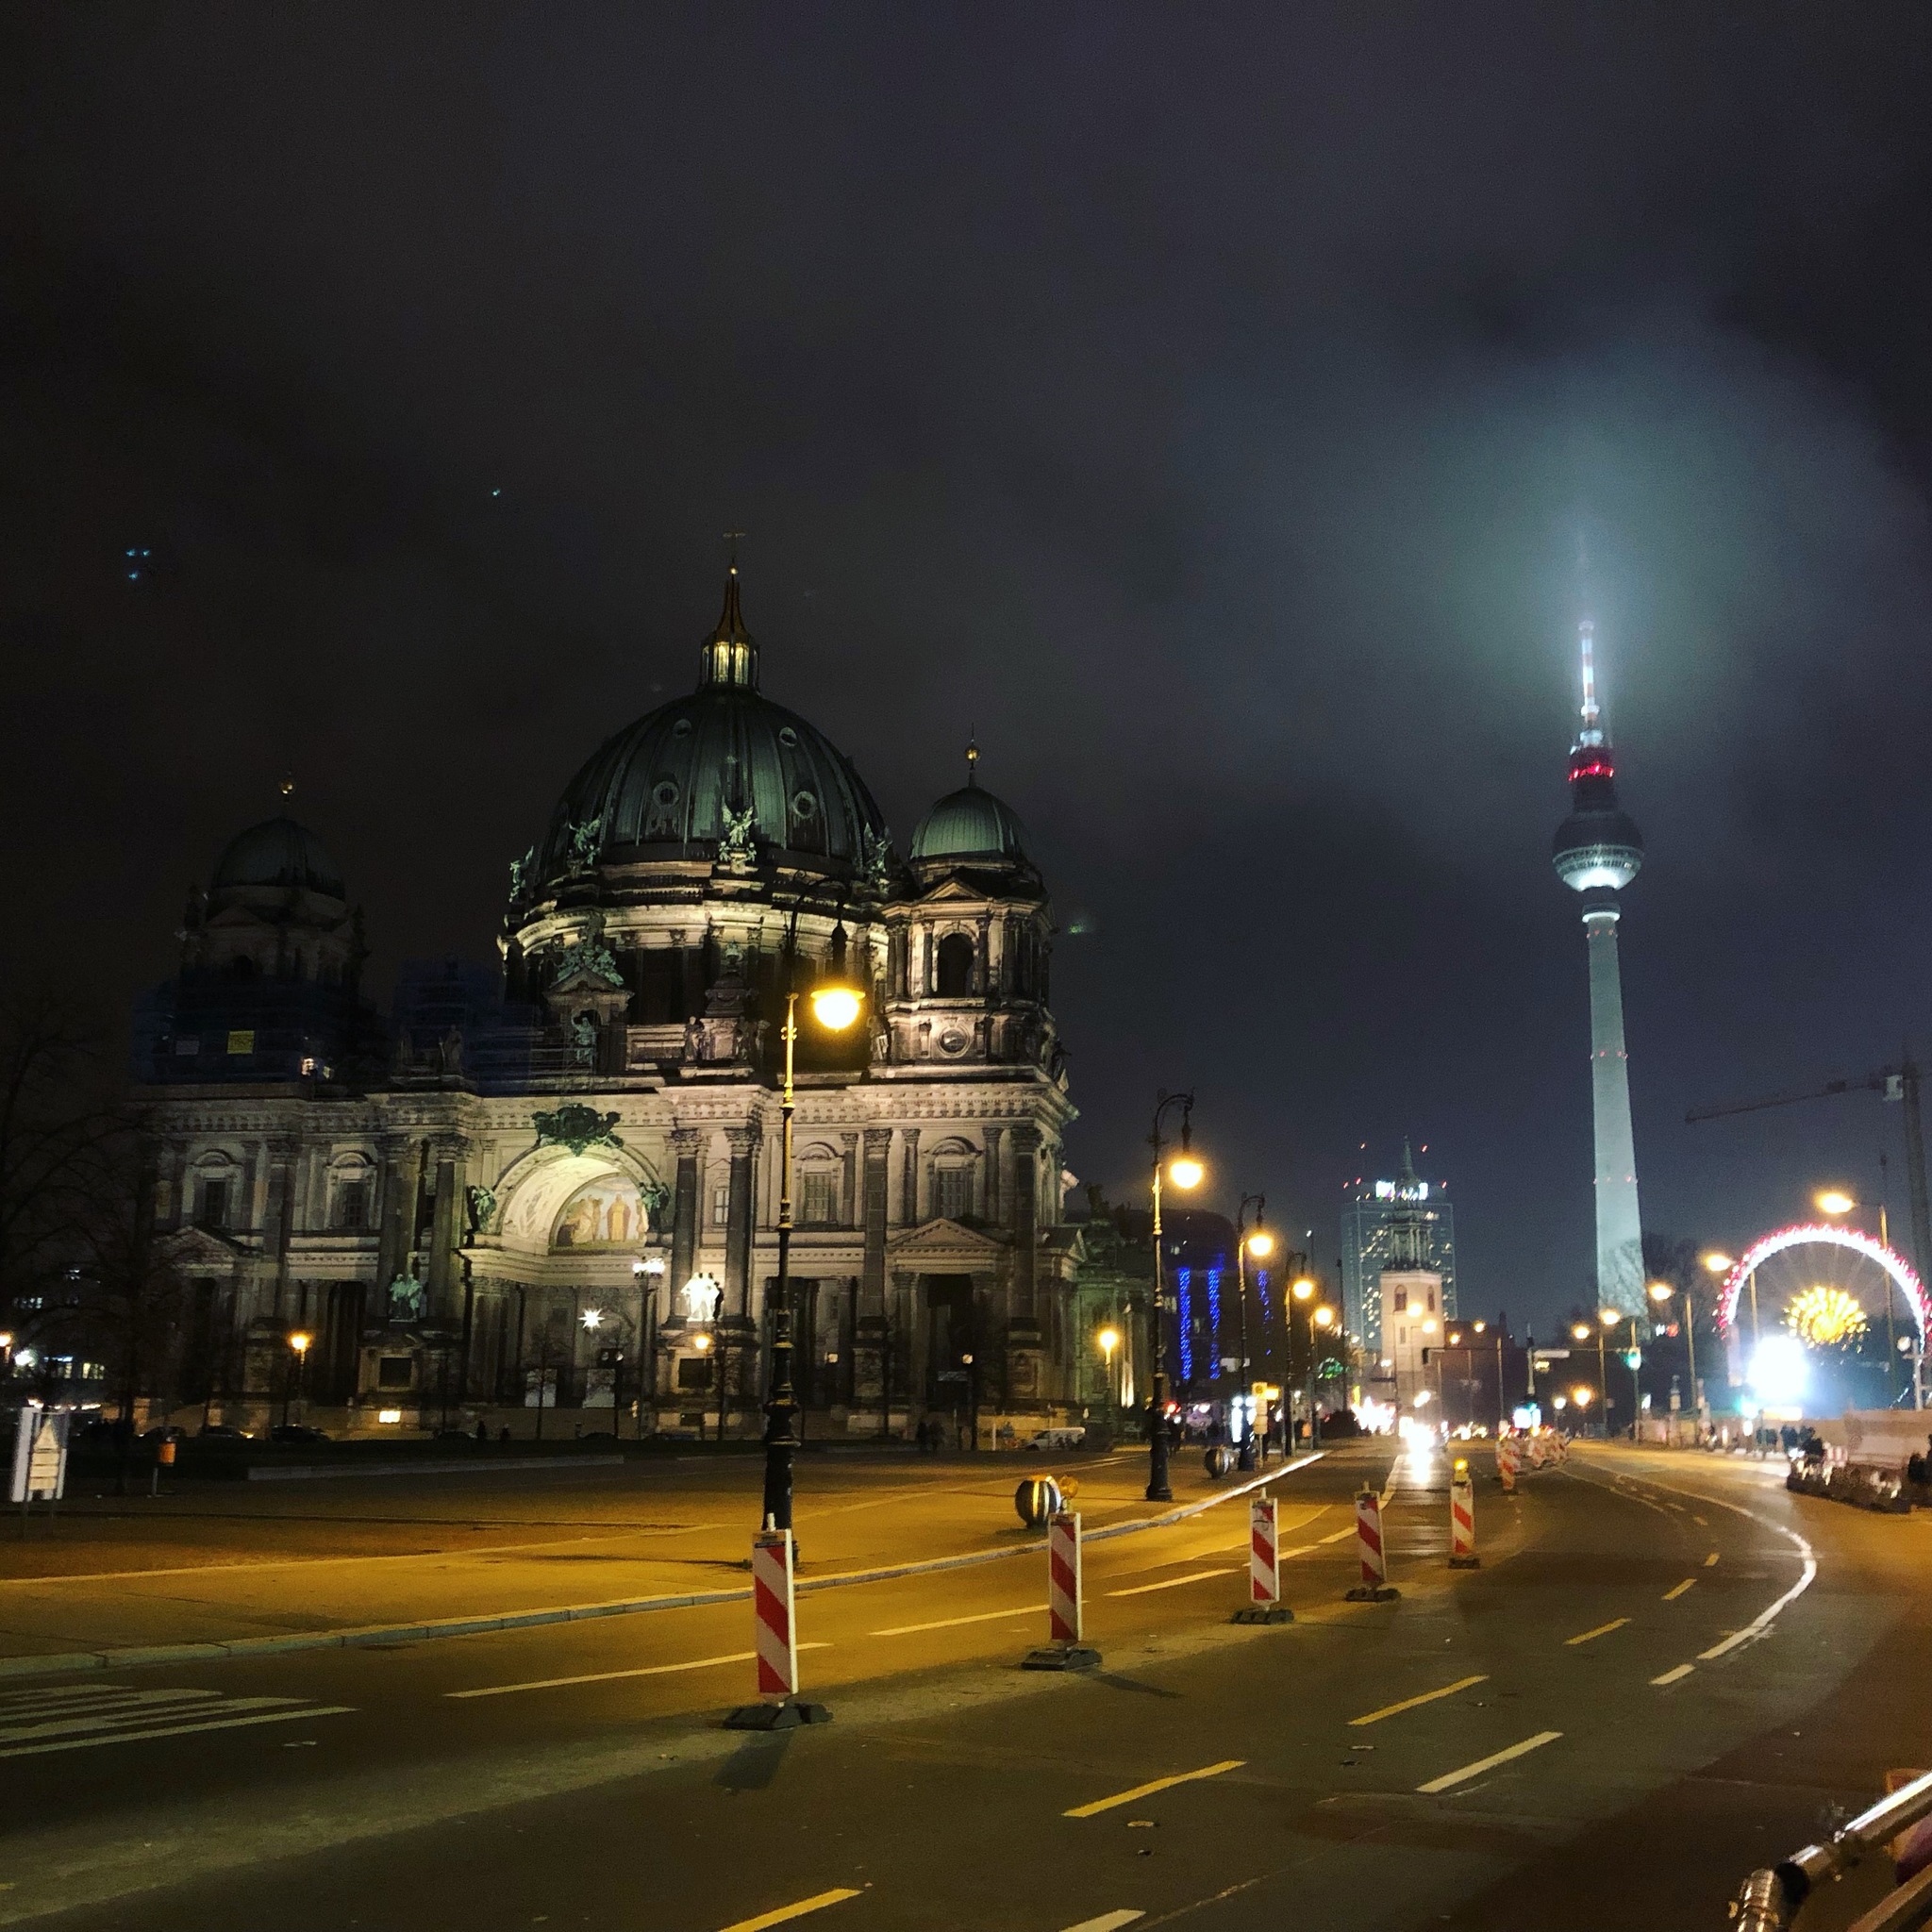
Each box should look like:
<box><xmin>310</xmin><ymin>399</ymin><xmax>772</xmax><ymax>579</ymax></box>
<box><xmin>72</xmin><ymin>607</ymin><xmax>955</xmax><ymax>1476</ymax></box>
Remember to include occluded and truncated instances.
<box><xmin>550</xmin><ymin>929</ymin><xmax>624</xmax><ymax>990</ymax></box>
<box><xmin>570</xmin><ymin>1012</ymin><xmax>598</xmax><ymax>1067</ymax></box>
<box><xmin>465</xmin><ymin>1183</ymin><xmax>497</xmax><ymax>1236</ymax></box>
<box><xmin>532</xmin><ymin>1103</ymin><xmax>624</xmax><ymax>1156</ymax></box>
<box><xmin>508</xmin><ymin>845</ymin><xmax>535</xmax><ymax>902</ymax></box>
<box><xmin>387</xmin><ymin>1272</ymin><xmax>425</xmax><ymax>1323</ymax></box>
<box><xmin>641</xmin><ymin>1178</ymin><xmax>672</xmax><ymax>1235</ymax></box>
<box><xmin>718</xmin><ymin>803</ymin><xmax>757</xmax><ymax>873</ymax></box>
<box><xmin>566</xmin><ymin>815</ymin><xmax>603</xmax><ymax>870</ymax></box>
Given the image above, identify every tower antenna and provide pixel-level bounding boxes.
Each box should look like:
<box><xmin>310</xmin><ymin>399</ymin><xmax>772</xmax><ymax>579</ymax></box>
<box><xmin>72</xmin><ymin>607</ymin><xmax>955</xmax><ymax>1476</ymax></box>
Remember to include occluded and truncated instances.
<box><xmin>1578</xmin><ymin>620</ymin><xmax>1599</xmax><ymax>734</ymax></box>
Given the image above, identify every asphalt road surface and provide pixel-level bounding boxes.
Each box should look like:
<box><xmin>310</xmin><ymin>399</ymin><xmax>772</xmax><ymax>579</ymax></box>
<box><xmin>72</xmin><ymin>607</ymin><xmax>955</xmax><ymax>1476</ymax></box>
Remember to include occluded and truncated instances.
<box><xmin>0</xmin><ymin>1440</ymin><xmax>1924</xmax><ymax>1932</ymax></box>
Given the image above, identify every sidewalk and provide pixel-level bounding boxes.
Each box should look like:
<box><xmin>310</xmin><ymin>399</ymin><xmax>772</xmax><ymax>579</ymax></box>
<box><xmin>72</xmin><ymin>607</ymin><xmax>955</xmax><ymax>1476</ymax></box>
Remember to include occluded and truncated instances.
<box><xmin>0</xmin><ymin>1449</ymin><xmax>1290</xmax><ymax>1670</ymax></box>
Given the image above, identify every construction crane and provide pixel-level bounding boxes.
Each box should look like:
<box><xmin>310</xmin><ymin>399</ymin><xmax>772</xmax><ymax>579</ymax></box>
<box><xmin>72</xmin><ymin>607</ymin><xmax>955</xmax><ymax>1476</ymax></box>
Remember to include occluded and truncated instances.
<box><xmin>1685</xmin><ymin>1059</ymin><xmax>1931</xmax><ymax>1284</ymax></box>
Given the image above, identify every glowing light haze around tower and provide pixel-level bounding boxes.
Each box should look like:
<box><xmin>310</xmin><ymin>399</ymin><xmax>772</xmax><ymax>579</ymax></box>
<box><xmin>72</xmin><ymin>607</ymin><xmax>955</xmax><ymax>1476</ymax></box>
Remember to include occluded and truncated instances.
<box><xmin>1552</xmin><ymin>621</ymin><xmax>1647</xmax><ymax>1315</ymax></box>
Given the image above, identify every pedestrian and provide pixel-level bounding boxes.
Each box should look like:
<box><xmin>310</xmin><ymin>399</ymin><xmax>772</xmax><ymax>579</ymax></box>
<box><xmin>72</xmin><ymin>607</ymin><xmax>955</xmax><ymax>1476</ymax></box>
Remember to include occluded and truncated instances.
<box><xmin>475</xmin><ymin>1416</ymin><xmax>488</xmax><ymax>1444</ymax></box>
<box><xmin>498</xmin><ymin>1424</ymin><xmax>512</xmax><ymax>1444</ymax></box>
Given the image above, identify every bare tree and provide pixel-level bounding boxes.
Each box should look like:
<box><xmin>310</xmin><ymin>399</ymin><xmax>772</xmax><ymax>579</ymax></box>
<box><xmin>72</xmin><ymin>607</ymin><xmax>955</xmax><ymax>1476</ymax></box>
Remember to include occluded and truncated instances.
<box><xmin>0</xmin><ymin>985</ymin><xmax>117</xmax><ymax>1329</ymax></box>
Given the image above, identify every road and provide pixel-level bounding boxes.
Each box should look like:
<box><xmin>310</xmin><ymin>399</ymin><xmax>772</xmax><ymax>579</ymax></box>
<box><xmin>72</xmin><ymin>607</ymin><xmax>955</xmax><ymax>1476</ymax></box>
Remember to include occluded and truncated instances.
<box><xmin>0</xmin><ymin>1439</ymin><xmax>1925</xmax><ymax>1931</ymax></box>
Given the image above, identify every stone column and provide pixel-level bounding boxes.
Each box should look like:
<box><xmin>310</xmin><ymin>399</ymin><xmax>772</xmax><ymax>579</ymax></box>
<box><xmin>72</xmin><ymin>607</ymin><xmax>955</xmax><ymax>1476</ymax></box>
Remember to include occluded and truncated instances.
<box><xmin>425</xmin><ymin>1141</ymin><xmax>466</xmax><ymax>1320</ymax></box>
<box><xmin>984</xmin><ymin>1124</ymin><xmax>1004</xmax><ymax>1224</ymax></box>
<box><xmin>900</xmin><ymin>1127</ymin><xmax>922</xmax><ymax>1227</ymax></box>
<box><xmin>669</xmin><ymin>1128</ymin><xmax>702</xmax><ymax>1310</ymax></box>
<box><xmin>374</xmin><ymin>1134</ymin><xmax>413</xmax><ymax>1308</ymax></box>
<box><xmin>723</xmin><ymin>1126</ymin><xmax>758</xmax><ymax>1322</ymax></box>
<box><xmin>1006</xmin><ymin>1124</ymin><xmax>1044</xmax><ymax>1409</ymax></box>
<box><xmin>262</xmin><ymin>1136</ymin><xmax>300</xmax><ymax>1322</ymax></box>
<box><xmin>840</xmin><ymin>1132</ymin><xmax>859</xmax><ymax>1227</ymax></box>
<box><xmin>892</xmin><ymin>1270</ymin><xmax>920</xmax><ymax>1427</ymax></box>
<box><xmin>856</xmin><ymin>1127</ymin><xmax>892</xmax><ymax>1409</ymax></box>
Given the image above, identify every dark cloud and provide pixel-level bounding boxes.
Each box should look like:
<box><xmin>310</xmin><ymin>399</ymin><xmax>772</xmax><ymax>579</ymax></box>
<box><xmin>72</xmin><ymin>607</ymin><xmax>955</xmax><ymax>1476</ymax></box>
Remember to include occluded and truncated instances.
<box><xmin>6</xmin><ymin>4</ymin><xmax>1932</xmax><ymax>1325</ymax></box>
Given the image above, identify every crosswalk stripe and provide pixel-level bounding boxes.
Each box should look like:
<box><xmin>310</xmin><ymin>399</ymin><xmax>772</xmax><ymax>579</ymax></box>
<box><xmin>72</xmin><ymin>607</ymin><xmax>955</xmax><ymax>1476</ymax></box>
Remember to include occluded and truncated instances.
<box><xmin>0</xmin><ymin>1704</ymin><xmax>355</xmax><ymax>1760</ymax></box>
<box><xmin>0</xmin><ymin>1694</ymin><xmax>306</xmax><ymax>1747</ymax></box>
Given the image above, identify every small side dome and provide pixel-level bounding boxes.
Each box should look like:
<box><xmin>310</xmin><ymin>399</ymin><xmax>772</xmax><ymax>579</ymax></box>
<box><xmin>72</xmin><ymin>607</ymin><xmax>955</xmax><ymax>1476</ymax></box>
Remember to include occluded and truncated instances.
<box><xmin>910</xmin><ymin>784</ymin><xmax>1030</xmax><ymax>866</ymax></box>
<box><xmin>211</xmin><ymin>817</ymin><xmax>346</xmax><ymax>899</ymax></box>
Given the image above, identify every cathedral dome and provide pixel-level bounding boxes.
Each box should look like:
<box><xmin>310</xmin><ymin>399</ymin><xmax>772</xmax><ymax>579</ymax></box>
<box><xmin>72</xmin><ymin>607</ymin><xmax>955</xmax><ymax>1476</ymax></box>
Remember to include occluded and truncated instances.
<box><xmin>211</xmin><ymin>816</ymin><xmax>345</xmax><ymax>900</ymax></box>
<box><xmin>533</xmin><ymin>569</ymin><xmax>889</xmax><ymax>891</ymax></box>
<box><xmin>910</xmin><ymin>744</ymin><xmax>1031</xmax><ymax>869</ymax></box>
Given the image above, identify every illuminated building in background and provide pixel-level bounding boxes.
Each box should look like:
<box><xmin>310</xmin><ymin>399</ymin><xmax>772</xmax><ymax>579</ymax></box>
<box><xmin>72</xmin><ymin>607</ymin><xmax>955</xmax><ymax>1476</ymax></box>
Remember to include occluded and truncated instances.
<box><xmin>1551</xmin><ymin>618</ymin><xmax>1647</xmax><ymax>1316</ymax></box>
<box><xmin>1341</xmin><ymin>1141</ymin><xmax>1457</xmax><ymax>1358</ymax></box>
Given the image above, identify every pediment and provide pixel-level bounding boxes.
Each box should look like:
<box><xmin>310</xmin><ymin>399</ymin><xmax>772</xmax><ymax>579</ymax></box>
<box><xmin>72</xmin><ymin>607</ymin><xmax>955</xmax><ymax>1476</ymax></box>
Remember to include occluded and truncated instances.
<box><xmin>888</xmin><ymin>1216</ymin><xmax>1008</xmax><ymax>1259</ymax></box>
<box><xmin>159</xmin><ymin>1224</ymin><xmax>247</xmax><ymax>1265</ymax></box>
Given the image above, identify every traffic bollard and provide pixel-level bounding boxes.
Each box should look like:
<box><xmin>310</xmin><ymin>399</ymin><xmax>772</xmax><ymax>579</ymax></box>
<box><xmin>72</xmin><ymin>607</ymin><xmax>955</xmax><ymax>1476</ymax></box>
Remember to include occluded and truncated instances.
<box><xmin>1344</xmin><ymin>1484</ymin><xmax>1400</xmax><ymax>1602</ymax></box>
<box><xmin>1497</xmin><ymin>1433</ymin><xmax>1520</xmax><ymax>1492</ymax></box>
<box><xmin>1449</xmin><ymin>1457</ymin><xmax>1480</xmax><ymax>1568</ymax></box>
<box><xmin>724</xmin><ymin>1528</ymin><xmax>830</xmax><ymax>1729</ymax></box>
<box><xmin>1024</xmin><ymin>1509</ymin><xmax>1100</xmax><ymax>1670</ymax></box>
<box><xmin>1232</xmin><ymin>1495</ymin><xmax>1294</xmax><ymax>1624</ymax></box>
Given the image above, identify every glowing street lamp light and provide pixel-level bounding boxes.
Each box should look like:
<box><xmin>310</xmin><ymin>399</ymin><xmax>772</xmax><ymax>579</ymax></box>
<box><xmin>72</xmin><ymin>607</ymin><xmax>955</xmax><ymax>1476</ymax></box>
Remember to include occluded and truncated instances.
<box><xmin>765</xmin><ymin>963</ymin><xmax>867</xmax><ymax>1529</ymax></box>
<box><xmin>1232</xmin><ymin>1195</ymin><xmax>1270</xmax><ymax>1469</ymax></box>
<box><xmin>1702</xmin><ymin>1252</ymin><xmax>1734</xmax><ymax>1275</ymax></box>
<box><xmin>1816</xmin><ymin>1190</ymin><xmax>1857</xmax><ymax>1219</ymax></box>
<box><xmin>283</xmin><ymin>1329</ymin><xmax>314</xmax><ymax>1427</ymax></box>
<box><xmin>1144</xmin><ymin>1090</ymin><xmax>1204</xmax><ymax>1502</ymax></box>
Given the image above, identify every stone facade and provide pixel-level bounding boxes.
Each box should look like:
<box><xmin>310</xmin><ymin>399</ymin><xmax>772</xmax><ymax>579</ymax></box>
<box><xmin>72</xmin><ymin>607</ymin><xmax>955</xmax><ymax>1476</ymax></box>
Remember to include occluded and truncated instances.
<box><xmin>131</xmin><ymin>572</ymin><xmax>1082</xmax><ymax>1437</ymax></box>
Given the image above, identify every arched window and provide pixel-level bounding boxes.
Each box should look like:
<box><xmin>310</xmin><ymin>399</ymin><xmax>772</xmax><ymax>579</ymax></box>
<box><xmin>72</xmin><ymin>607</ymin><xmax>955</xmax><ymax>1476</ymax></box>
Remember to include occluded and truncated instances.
<box><xmin>935</xmin><ymin>932</ymin><xmax>974</xmax><ymax>998</ymax></box>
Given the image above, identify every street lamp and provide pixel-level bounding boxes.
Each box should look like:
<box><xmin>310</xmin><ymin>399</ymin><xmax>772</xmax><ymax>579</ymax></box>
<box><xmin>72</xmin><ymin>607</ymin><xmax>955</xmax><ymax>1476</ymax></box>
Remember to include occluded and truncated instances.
<box><xmin>632</xmin><ymin>1255</ymin><xmax>665</xmax><ymax>1441</ymax></box>
<box><xmin>1291</xmin><ymin>1275</ymin><xmax>1316</xmax><ymax>1453</ymax></box>
<box><xmin>1233</xmin><ymin>1197</ymin><xmax>1269</xmax><ymax>1470</ymax></box>
<box><xmin>1096</xmin><ymin>1324</ymin><xmax>1121</xmax><ymax>1442</ymax></box>
<box><xmin>1649</xmin><ymin>1278</ymin><xmax>1701</xmax><ymax>1428</ymax></box>
<box><xmin>762</xmin><ymin>954</ymin><xmax>866</xmax><ymax>1536</ymax></box>
<box><xmin>1817</xmin><ymin>1187</ymin><xmax>1905</xmax><ymax>1398</ymax></box>
<box><xmin>1145</xmin><ymin>1091</ymin><xmax>1203</xmax><ymax>1502</ymax></box>
<box><xmin>284</xmin><ymin>1330</ymin><xmax>312</xmax><ymax>1428</ymax></box>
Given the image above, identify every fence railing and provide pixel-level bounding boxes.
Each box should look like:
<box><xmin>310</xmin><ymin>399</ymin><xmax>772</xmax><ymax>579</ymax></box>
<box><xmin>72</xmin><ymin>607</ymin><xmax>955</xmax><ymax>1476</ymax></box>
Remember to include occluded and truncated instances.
<box><xmin>1733</xmin><ymin>1769</ymin><xmax>1932</xmax><ymax>1932</ymax></box>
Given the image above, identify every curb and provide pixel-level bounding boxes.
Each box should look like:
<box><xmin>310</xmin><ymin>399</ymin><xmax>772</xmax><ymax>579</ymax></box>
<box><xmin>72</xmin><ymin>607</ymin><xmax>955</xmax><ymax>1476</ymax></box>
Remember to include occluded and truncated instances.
<box><xmin>0</xmin><ymin>1451</ymin><xmax>1325</xmax><ymax>1682</ymax></box>
<box><xmin>245</xmin><ymin>1455</ymin><xmax>627</xmax><ymax>1483</ymax></box>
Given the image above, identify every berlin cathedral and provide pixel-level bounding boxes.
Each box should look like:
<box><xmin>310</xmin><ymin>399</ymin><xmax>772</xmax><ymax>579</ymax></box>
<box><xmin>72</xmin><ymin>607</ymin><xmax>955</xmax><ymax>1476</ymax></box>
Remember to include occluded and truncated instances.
<box><xmin>133</xmin><ymin>565</ymin><xmax>1090</xmax><ymax>1439</ymax></box>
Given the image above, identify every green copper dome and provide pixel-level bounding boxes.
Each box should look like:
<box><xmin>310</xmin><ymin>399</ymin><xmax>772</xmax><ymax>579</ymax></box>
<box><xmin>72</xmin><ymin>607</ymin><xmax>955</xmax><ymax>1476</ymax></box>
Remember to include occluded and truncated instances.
<box><xmin>211</xmin><ymin>817</ymin><xmax>345</xmax><ymax>899</ymax></box>
<box><xmin>910</xmin><ymin>742</ymin><xmax>1032</xmax><ymax>869</ymax></box>
<box><xmin>534</xmin><ymin>569</ymin><xmax>890</xmax><ymax>891</ymax></box>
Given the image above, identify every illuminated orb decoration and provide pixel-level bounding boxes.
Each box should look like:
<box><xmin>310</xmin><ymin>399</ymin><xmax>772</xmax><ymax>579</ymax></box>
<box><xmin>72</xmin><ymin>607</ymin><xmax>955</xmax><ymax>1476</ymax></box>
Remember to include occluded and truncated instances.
<box><xmin>1786</xmin><ymin>1285</ymin><xmax>1868</xmax><ymax>1349</ymax></box>
<box><xmin>1719</xmin><ymin>1224</ymin><xmax>1928</xmax><ymax>1345</ymax></box>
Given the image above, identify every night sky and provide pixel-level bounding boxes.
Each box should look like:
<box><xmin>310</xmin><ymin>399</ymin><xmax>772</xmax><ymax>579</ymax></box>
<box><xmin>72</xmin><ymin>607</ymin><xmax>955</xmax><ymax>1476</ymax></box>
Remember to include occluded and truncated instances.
<box><xmin>7</xmin><ymin>8</ymin><xmax>1932</xmax><ymax>1334</ymax></box>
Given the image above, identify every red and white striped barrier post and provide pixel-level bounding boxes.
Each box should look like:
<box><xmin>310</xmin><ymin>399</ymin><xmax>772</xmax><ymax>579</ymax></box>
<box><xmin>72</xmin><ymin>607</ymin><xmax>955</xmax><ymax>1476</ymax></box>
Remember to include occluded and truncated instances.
<box><xmin>1024</xmin><ymin>1508</ymin><xmax>1101</xmax><ymax>1670</ymax></box>
<box><xmin>1344</xmin><ymin>1484</ymin><xmax>1399</xmax><ymax>1602</ymax></box>
<box><xmin>1449</xmin><ymin>1457</ymin><xmax>1479</xmax><ymax>1568</ymax></box>
<box><xmin>1232</xmin><ymin>1494</ymin><xmax>1294</xmax><ymax>1624</ymax></box>
<box><xmin>1497</xmin><ymin>1434</ymin><xmax>1520</xmax><ymax>1492</ymax></box>
<box><xmin>724</xmin><ymin>1528</ymin><xmax>830</xmax><ymax>1728</ymax></box>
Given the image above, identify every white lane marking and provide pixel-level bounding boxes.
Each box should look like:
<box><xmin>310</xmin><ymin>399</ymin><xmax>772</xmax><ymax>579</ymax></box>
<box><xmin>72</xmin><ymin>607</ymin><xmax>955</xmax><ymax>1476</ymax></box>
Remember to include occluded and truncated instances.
<box><xmin>0</xmin><ymin>1704</ymin><xmax>354</xmax><ymax>1760</ymax></box>
<box><xmin>1651</xmin><ymin>1664</ymin><xmax>1694</xmax><ymax>1686</ymax></box>
<box><xmin>448</xmin><ymin>1643</ymin><xmax>830</xmax><ymax>1699</ymax></box>
<box><xmin>1416</xmin><ymin>1730</ymin><xmax>1562</xmax><ymax>1794</ymax></box>
<box><xmin>1107</xmin><ymin>1569</ymin><xmax>1234</xmax><ymax>1598</ymax></box>
<box><xmin>871</xmin><ymin>1607</ymin><xmax>1044</xmax><ymax>1637</ymax></box>
<box><xmin>1693</xmin><ymin>1514</ymin><xmax>1708</xmax><ymax>1526</ymax></box>
<box><xmin>1570</xmin><ymin>1461</ymin><xmax>1817</xmax><ymax>1661</ymax></box>
<box><xmin>1317</xmin><ymin>1527</ymin><xmax>1356</xmax><ymax>1544</ymax></box>
<box><xmin>1059</xmin><ymin>1914</ymin><xmax>1145</xmax><ymax>1932</ymax></box>
<box><xmin>0</xmin><ymin>1690</ymin><xmax>286</xmax><ymax>1743</ymax></box>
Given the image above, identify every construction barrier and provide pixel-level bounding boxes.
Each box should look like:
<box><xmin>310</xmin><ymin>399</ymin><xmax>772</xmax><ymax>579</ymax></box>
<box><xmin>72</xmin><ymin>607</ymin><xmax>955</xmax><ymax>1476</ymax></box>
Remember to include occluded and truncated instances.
<box><xmin>1449</xmin><ymin>1458</ymin><xmax>1479</xmax><ymax>1568</ymax></box>
<box><xmin>1344</xmin><ymin>1485</ymin><xmax>1399</xmax><ymax>1602</ymax></box>
<box><xmin>724</xmin><ymin>1528</ymin><xmax>829</xmax><ymax>1728</ymax></box>
<box><xmin>1232</xmin><ymin>1494</ymin><xmax>1293</xmax><ymax>1624</ymax></box>
<box><xmin>1024</xmin><ymin>1508</ymin><xmax>1100</xmax><ymax>1669</ymax></box>
<box><xmin>1497</xmin><ymin>1433</ymin><xmax>1520</xmax><ymax>1491</ymax></box>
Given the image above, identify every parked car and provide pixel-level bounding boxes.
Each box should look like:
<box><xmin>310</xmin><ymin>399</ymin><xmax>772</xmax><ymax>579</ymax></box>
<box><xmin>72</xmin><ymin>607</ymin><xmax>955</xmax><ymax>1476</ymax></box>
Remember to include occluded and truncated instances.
<box><xmin>1025</xmin><ymin>1425</ymin><xmax>1087</xmax><ymax>1451</ymax></box>
<box><xmin>139</xmin><ymin>1424</ymin><xmax>187</xmax><ymax>1443</ymax></box>
<box><xmin>269</xmin><ymin>1424</ymin><xmax>330</xmax><ymax>1444</ymax></box>
<box><xmin>196</xmin><ymin>1423</ymin><xmax>251</xmax><ymax>1440</ymax></box>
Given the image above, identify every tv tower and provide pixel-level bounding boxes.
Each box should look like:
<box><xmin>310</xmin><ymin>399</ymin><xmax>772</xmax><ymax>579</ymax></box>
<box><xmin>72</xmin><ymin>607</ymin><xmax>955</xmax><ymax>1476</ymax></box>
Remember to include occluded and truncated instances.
<box><xmin>1552</xmin><ymin>620</ymin><xmax>1647</xmax><ymax>1316</ymax></box>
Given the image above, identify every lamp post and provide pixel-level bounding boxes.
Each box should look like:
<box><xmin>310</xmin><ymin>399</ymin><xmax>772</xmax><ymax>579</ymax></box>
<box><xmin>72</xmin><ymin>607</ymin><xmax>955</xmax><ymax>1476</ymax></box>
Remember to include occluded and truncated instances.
<box><xmin>1145</xmin><ymin>1090</ymin><xmax>1203</xmax><ymax>1503</ymax></box>
<box><xmin>1291</xmin><ymin>1274</ymin><xmax>1316</xmax><ymax>1450</ymax></box>
<box><xmin>1818</xmin><ymin>1187</ymin><xmax>1906</xmax><ymax>1404</ymax></box>
<box><xmin>761</xmin><ymin>964</ymin><xmax>864</xmax><ymax>1536</ymax></box>
<box><xmin>1311</xmin><ymin>1300</ymin><xmax>1335</xmax><ymax>1445</ymax></box>
<box><xmin>633</xmin><ymin>1255</ymin><xmax>665</xmax><ymax>1440</ymax></box>
<box><xmin>1573</xmin><ymin>1322</ymin><xmax>1602</xmax><ymax>1435</ymax></box>
<box><xmin>1096</xmin><ymin>1324</ymin><xmax>1121</xmax><ymax>1444</ymax></box>
<box><xmin>1648</xmin><ymin>1278</ymin><xmax>1699</xmax><ymax>1432</ymax></box>
<box><xmin>1234</xmin><ymin>1196</ymin><xmax>1270</xmax><ymax>1472</ymax></box>
<box><xmin>284</xmin><ymin>1330</ymin><xmax>312</xmax><ymax>1428</ymax></box>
